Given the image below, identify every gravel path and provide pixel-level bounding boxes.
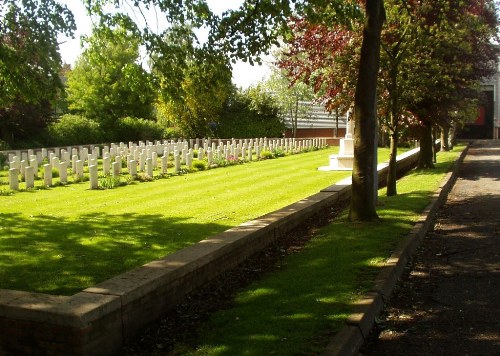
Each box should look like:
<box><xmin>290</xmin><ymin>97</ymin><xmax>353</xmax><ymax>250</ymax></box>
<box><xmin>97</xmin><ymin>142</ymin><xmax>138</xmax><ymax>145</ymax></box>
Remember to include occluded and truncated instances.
<box><xmin>361</xmin><ymin>140</ymin><xmax>500</xmax><ymax>356</ymax></box>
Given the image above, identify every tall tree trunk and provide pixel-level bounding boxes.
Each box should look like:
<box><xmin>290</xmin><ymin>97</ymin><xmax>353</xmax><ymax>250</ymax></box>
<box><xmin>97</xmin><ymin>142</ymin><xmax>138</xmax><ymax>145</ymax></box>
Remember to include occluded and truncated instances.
<box><xmin>449</xmin><ymin>121</ymin><xmax>458</xmax><ymax>149</ymax></box>
<box><xmin>386</xmin><ymin>131</ymin><xmax>399</xmax><ymax>196</ymax></box>
<box><xmin>440</xmin><ymin>124</ymin><xmax>450</xmax><ymax>151</ymax></box>
<box><xmin>335</xmin><ymin>107</ymin><xmax>339</xmax><ymax>138</ymax></box>
<box><xmin>386</xmin><ymin>110</ymin><xmax>399</xmax><ymax>196</ymax></box>
<box><xmin>417</xmin><ymin>121</ymin><xmax>434</xmax><ymax>169</ymax></box>
<box><xmin>349</xmin><ymin>0</ymin><xmax>386</xmax><ymax>222</ymax></box>
<box><xmin>432</xmin><ymin>125</ymin><xmax>438</xmax><ymax>163</ymax></box>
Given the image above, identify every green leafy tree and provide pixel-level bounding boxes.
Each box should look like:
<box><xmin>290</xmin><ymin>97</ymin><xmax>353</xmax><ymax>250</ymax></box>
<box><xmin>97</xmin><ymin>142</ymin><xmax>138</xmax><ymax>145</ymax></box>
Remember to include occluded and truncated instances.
<box><xmin>218</xmin><ymin>85</ymin><xmax>285</xmax><ymax>138</ymax></box>
<box><xmin>377</xmin><ymin>1</ymin><xmax>416</xmax><ymax>196</ymax></box>
<box><xmin>0</xmin><ymin>0</ymin><xmax>75</xmax><ymax>146</ymax></box>
<box><xmin>66</xmin><ymin>25</ymin><xmax>155</xmax><ymax>128</ymax></box>
<box><xmin>405</xmin><ymin>0</ymin><xmax>499</xmax><ymax>168</ymax></box>
<box><xmin>263</xmin><ymin>67</ymin><xmax>315</xmax><ymax>138</ymax></box>
<box><xmin>152</xmin><ymin>27</ymin><xmax>233</xmax><ymax>138</ymax></box>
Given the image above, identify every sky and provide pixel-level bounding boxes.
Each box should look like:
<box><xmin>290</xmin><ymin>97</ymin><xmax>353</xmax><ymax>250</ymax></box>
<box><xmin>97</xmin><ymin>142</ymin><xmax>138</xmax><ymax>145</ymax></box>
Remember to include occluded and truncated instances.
<box><xmin>57</xmin><ymin>0</ymin><xmax>272</xmax><ymax>88</ymax></box>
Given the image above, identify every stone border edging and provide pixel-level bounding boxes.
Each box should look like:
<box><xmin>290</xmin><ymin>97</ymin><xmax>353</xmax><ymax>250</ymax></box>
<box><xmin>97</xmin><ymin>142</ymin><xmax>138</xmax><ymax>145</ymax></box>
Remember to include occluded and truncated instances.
<box><xmin>0</xmin><ymin>147</ymin><xmax>424</xmax><ymax>355</ymax></box>
<box><xmin>323</xmin><ymin>144</ymin><xmax>470</xmax><ymax>356</ymax></box>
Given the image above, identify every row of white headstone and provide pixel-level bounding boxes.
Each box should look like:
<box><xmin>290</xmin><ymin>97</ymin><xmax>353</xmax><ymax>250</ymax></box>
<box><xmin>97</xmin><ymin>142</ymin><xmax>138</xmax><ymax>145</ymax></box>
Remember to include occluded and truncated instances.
<box><xmin>5</xmin><ymin>138</ymin><xmax>327</xmax><ymax>191</ymax></box>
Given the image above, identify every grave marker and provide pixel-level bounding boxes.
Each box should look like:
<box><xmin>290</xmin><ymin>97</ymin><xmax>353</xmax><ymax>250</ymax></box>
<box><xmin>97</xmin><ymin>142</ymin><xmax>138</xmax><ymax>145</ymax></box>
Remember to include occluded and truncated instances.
<box><xmin>89</xmin><ymin>165</ymin><xmax>98</xmax><ymax>189</ymax></box>
<box><xmin>59</xmin><ymin>161</ymin><xmax>68</xmax><ymax>183</ymax></box>
<box><xmin>25</xmin><ymin>166</ymin><xmax>35</xmax><ymax>189</ymax></box>
<box><xmin>43</xmin><ymin>164</ymin><xmax>52</xmax><ymax>186</ymax></box>
<box><xmin>9</xmin><ymin>168</ymin><xmax>19</xmax><ymax>190</ymax></box>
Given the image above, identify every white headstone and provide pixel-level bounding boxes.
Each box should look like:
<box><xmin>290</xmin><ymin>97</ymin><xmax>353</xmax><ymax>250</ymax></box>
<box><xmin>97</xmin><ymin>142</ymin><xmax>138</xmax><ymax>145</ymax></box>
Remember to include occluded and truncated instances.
<box><xmin>161</xmin><ymin>156</ymin><xmax>168</xmax><ymax>174</ymax></box>
<box><xmin>59</xmin><ymin>161</ymin><xmax>68</xmax><ymax>183</ymax></box>
<box><xmin>43</xmin><ymin>164</ymin><xmax>52</xmax><ymax>186</ymax></box>
<box><xmin>112</xmin><ymin>161</ymin><xmax>120</xmax><ymax>177</ymax></box>
<box><xmin>76</xmin><ymin>160</ymin><xmax>84</xmax><ymax>179</ymax></box>
<box><xmin>89</xmin><ymin>165</ymin><xmax>98</xmax><ymax>189</ymax></box>
<box><xmin>25</xmin><ymin>166</ymin><xmax>35</xmax><ymax>189</ymax></box>
<box><xmin>20</xmin><ymin>160</ymin><xmax>27</xmax><ymax>180</ymax></box>
<box><xmin>103</xmin><ymin>157</ymin><xmax>110</xmax><ymax>176</ymax></box>
<box><xmin>9</xmin><ymin>168</ymin><xmax>19</xmax><ymax>190</ymax></box>
<box><xmin>115</xmin><ymin>155</ymin><xmax>122</xmax><ymax>174</ymax></box>
<box><xmin>174</xmin><ymin>152</ymin><xmax>181</xmax><ymax>173</ymax></box>
<box><xmin>146</xmin><ymin>158</ymin><xmax>153</xmax><ymax>178</ymax></box>
<box><xmin>129</xmin><ymin>160</ymin><xmax>137</xmax><ymax>177</ymax></box>
<box><xmin>152</xmin><ymin>151</ymin><xmax>158</xmax><ymax>169</ymax></box>
<box><xmin>29</xmin><ymin>158</ymin><xmax>38</xmax><ymax>178</ymax></box>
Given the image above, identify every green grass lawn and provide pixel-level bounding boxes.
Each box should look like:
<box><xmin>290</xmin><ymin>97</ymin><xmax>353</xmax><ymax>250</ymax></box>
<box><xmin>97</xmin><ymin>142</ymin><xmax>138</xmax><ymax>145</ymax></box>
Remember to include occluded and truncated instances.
<box><xmin>171</xmin><ymin>147</ymin><xmax>463</xmax><ymax>355</ymax></box>
<box><xmin>0</xmin><ymin>146</ymin><xmax>405</xmax><ymax>296</ymax></box>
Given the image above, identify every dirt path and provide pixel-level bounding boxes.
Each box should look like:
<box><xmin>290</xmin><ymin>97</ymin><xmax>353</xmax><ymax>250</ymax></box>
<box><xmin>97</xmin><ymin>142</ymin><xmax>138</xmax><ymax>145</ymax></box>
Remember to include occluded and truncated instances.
<box><xmin>361</xmin><ymin>140</ymin><xmax>500</xmax><ymax>355</ymax></box>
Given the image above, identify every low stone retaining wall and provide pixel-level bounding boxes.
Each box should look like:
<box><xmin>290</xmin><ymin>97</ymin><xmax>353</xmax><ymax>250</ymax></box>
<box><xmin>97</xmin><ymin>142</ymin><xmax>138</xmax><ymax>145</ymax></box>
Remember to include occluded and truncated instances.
<box><xmin>0</xmin><ymin>148</ymin><xmax>421</xmax><ymax>355</ymax></box>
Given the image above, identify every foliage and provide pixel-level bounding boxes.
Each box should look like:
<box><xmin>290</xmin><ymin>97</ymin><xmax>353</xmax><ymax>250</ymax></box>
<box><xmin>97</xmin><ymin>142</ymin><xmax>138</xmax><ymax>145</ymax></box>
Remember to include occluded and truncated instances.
<box><xmin>46</xmin><ymin>115</ymin><xmax>104</xmax><ymax>146</ymax></box>
<box><xmin>262</xmin><ymin>67</ymin><xmax>315</xmax><ymax>138</ymax></box>
<box><xmin>153</xmin><ymin>26</ymin><xmax>234</xmax><ymax>138</ymax></box>
<box><xmin>0</xmin><ymin>140</ymin><xmax>9</xmax><ymax>151</ymax></box>
<box><xmin>114</xmin><ymin>117</ymin><xmax>166</xmax><ymax>143</ymax></box>
<box><xmin>278</xmin><ymin>17</ymin><xmax>360</xmax><ymax>114</ymax></box>
<box><xmin>0</xmin><ymin>100</ymin><xmax>55</xmax><ymax>148</ymax></box>
<box><xmin>260</xmin><ymin>148</ymin><xmax>286</xmax><ymax>160</ymax></box>
<box><xmin>404</xmin><ymin>0</ymin><xmax>499</xmax><ymax>167</ymax></box>
<box><xmin>66</xmin><ymin>26</ymin><xmax>155</xmax><ymax>126</ymax></box>
<box><xmin>259</xmin><ymin>150</ymin><xmax>274</xmax><ymax>160</ymax></box>
<box><xmin>193</xmin><ymin>161</ymin><xmax>207</xmax><ymax>171</ymax></box>
<box><xmin>218</xmin><ymin>86</ymin><xmax>285</xmax><ymax>139</ymax></box>
<box><xmin>98</xmin><ymin>176</ymin><xmax>123</xmax><ymax>189</ymax></box>
<box><xmin>0</xmin><ymin>154</ymin><xmax>7</xmax><ymax>169</ymax></box>
<box><xmin>0</xmin><ymin>0</ymin><xmax>75</xmax><ymax>145</ymax></box>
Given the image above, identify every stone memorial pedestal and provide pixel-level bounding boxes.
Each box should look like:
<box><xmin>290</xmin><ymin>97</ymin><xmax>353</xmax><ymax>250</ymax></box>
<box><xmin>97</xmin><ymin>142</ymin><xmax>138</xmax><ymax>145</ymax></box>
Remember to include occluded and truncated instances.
<box><xmin>319</xmin><ymin>118</ymin><xmax>355</xmax><ymax>171</ymax></box>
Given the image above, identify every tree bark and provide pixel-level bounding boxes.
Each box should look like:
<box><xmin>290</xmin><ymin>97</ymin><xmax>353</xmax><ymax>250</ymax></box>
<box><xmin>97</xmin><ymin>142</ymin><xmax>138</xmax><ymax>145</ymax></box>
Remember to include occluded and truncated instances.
<box><xmin>386</xmin><ymin>131</ymin><xmax>399</xmax><ymax>196</ymax></box>
<box><xmin>335</xmin><ymin>107</ymin><xmax>339</xmax><ymax>138</ymax></box>
<box><xmin>440</xmin><ymin>124</ymin><xmax>450</xmax><ymax>151</ymax></box>
<box><xmin>432</xmin><ymin>125</ymin><xmax>438</xmax><ymax>163</ymax></box>
<box><xmin>349</xmin><ymin>0</ymin><xmax>386</xmax><ymax>222</ymax></box>
<box><xmin>417</xmin><ymin>121</ymin><xmax>435</xmax><ymax>169</ymax></box>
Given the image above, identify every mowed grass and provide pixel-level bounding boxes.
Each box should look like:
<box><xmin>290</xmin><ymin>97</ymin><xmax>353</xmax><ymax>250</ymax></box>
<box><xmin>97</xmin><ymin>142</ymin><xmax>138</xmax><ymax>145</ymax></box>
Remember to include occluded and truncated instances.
<box><xmin>178</xmin><ymin>147</ymin><xmax>464</xmax><ymax>356</ymax></box>
<box><xmin>0</xmin><ymin>146</ymin><xmax>401</xmax><ymax>296</ymax></box>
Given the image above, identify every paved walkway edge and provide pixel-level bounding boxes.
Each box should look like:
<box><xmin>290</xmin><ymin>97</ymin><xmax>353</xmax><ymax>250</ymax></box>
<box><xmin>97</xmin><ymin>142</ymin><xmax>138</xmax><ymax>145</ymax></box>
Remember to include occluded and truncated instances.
<box><xmin>323</xmin><ymin>145</ymin><xmax>470</xmax><ymax>356</ymax></box>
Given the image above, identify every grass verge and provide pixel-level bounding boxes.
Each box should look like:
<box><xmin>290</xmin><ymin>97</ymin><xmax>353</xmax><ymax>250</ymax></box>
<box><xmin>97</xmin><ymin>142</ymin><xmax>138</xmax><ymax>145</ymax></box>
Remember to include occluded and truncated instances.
<box><xmin>0</xmin><ymin>147</ymin><xmax>401</xmax><ymax>295</ymax></box>
<box><xmin>172</xmin><ymin>147</ymin><xmax>464</xmax><ymax>355</ymax></box>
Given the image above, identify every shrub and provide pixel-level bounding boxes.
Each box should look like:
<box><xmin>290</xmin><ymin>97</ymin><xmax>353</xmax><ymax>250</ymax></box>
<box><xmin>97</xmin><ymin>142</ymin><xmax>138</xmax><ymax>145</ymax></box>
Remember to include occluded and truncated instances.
<box><xmin>260</xmin><ymin>150</ymin><xmax>274</xmax><ymax>160</ymax></box>
<box><xmin>0</xmin><ymin>140</ymin><xmax>10</xmax><ymax>151</ymax></box>
<box><xmin>46</xmin><ymin>115</ymin><xmax>104</xmax><ymax>146</ymax></box>
<box><xmin>218</xmin><ymin>87</ymin><xmax>285</xmax><ymax>138</ymax></box>
<box><xmin>0</xmin><ymin>153</ymin><xmax>7</xmax><ymax>168</ymax></box>
<box><xmin>98</xmin><ymin>176</ymin><xmax>122</xmax><ymax>189</ymax></box>
<box><xmin>193</xmin><ymin>161</ymin><xmax>207</xmax><ymax>171</ymax></box>
<box><xmin>113</xmin><ymin>117</ymin><xmax>165</xmax><ymax>142</ymax></box>
<box><xmin>0</xmin><ymin>187</ymin><xmax>13</xmax><ymax>196</ymax></box>
<box><xmin>273</xmin><ymin>148</ymin><xmax>286</xmax><ymax>158</ymax></box>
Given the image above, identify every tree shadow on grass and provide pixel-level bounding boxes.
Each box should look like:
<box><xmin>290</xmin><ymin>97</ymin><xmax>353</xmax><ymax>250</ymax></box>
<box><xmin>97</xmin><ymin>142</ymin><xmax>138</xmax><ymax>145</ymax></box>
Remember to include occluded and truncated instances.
<box><xmin>130</xmin><ymin>191</ymin><xmax>444</xmax><ymax>355</ymax></box>
<box><xmin>0</xmin><ymin>212</ymin><xmax>231</xmax><ymax>295</ymax></box>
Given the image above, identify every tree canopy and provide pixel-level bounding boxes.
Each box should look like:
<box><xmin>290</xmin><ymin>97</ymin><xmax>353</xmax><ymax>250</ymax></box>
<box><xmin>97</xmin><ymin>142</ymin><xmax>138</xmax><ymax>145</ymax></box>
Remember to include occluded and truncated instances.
<box><xmin>0</xmin><ymin>0</ymin><xmax>75</xmax><ymax>145</ymax></box>
<box><xmin>66</xmin><ymin>25</ymin><xmax>155</xmax><ymax>125</ymax></box>
<box><xmin>275</xmin><ymin>0</ymin><xmax>498</xmax><ymax>194</ymax></box>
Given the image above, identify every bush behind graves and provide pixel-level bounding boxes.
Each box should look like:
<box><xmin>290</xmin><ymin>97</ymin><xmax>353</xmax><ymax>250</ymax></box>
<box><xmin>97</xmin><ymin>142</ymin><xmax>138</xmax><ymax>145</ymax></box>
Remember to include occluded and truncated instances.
<box><xmin>112</xmin><ymin>117</ymin><xmax>167</xmax><ymax>143</ymax></box>
<box><xmin>46</xmin><ymin>115</ymin><xmax>104</xmax><ymax>146</ymax></box>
